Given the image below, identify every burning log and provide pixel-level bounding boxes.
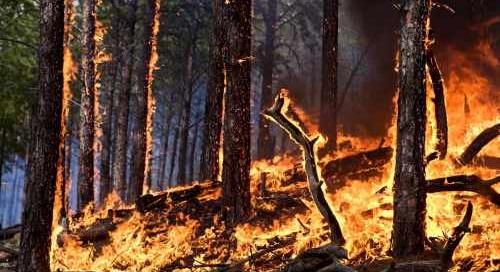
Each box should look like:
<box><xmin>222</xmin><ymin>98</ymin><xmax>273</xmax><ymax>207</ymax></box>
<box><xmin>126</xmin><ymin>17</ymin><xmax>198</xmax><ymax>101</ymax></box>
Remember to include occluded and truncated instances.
<box><xmin>427</xmin><ymin>49</ymin><xmax>448</xmax><ymax>159</ymax></box>
<box><xmin>136</xmin><ymin>181</ymin><xmax>219</xmax><ymax>213</ymax></box>
<box><xmin>426</xmin><ymin>175</ymin><xmax>500</xmax><ymax>206</ymax></box>
<box><xmin>283</xmin><ymin>147</ymin><xmax>393</xmax><ymax>186</ymax></box>
<box><xmin>0</xmin><ymin>224</ymin><xmax>21</xmax><ymax>240</ymax></box>
<box><xmin>456</xmin><ymin>123</ymin><xmax>500</xmax><ymax>166</ymax></box>
<box><xmin>263</xmin><ymin>89</ymin><xmax>345</xmax><ymax>245</ymax></box>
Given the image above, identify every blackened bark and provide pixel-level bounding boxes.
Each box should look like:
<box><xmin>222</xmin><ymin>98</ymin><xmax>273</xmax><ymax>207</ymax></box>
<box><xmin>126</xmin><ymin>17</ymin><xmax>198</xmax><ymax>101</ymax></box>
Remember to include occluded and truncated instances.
<box><xmin>130</xmin><ymin>0</ymin><xmax>161</xmax><ymax>199</ymax></box>
<box><xmin>177</xmin><ymin>47</ymin><xmax>194</xmax><ymax>185</ymax></box>
<box><xmin>17</xmin><ymin>0</ymin><xmax>64</xmax><ymax>270</ymax></box>
<box><xmin>457</xmin><ymin>123</ymin><xmax>500</xmax><ymax>166</ymax></box>
<box><xmin>112</xmin><ymin>0</ymin><xmax>137</xmax><ymax>202</ymax></box>
<box><xmin>222</xmin><ymin>0</ymin><xmax>252</xmax><ymax>225</ymax></box>
<box><xmin>257</xmin><ymin>0</ymin><xmax>277</xmax><ymax>159</ymax></box>
<box><xmin>319</xmin><ymin>0</ymin><xmax>338</xmax><ymax>152</ymax></box>
<box><xmin>392</xmin><ymin>0</ymin><xmax>430</xmax><ymax>258</ymax></box>
<box><xmin>200</xmin><ymin>0</ymin><xmax>225</xmax><ymax>181</ymax></box>
<box><xmin>427</xmin><ymin>50</ymin><xmax>448</xmax><ymax>159</ymax></box>
<box><xmin>78</xmin><ymin>0</ymin><xmax>97</xmax><ymax>210</ymax></box>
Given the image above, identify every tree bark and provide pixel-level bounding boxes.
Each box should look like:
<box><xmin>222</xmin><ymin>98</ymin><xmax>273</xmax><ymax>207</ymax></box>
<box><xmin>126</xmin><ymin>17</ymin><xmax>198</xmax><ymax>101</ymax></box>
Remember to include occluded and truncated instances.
<box><xmin>221</xmin><ymin>0</ymin><xmax>252</xmax><ymax>225</ymax></box>
<box><xmin>78</xmin><ymin>0</ymin><xmax>97</xmax><ymax>210</ymax></box>
<box><xmin>17</xmin><ymin>0</ymin><xmax>64</xmax><ymax>270</ymax></box>
<box><xmin>392</xmin><ymin>0</ymin><xmax>430</xmax><ymax>258</ymax></box>
<box><xmin>177</xmin><ymin>47</ymin><xmax>194</xmax><ymax>185</ymax></box>
<box><xmin>112</xmin><ymin>0</ymin><xmax>137</xmax><ymax>202</ymax></box>
<box><xmin>319</xmin><ymin>0</ymin><xmax>338</xmax><ymax>152</ymax></box>
<box><xmin>257</xmin><ymin>0</ymin><xmax>277</xmax><ymax>159</ymax></box>
<box><xmin>130</xmin><ymin>0</ymin><xmax>161</xmax><ymax>199</ymax></box>
<box><xmin>157</xmin><ymin>112</ymin><xmax>173</xmax><ymax>189</ymax></box>
<box><xmin>200</xmin><ymin>0</ymin><xmax>225</xmax><ymax>181</ymax></box>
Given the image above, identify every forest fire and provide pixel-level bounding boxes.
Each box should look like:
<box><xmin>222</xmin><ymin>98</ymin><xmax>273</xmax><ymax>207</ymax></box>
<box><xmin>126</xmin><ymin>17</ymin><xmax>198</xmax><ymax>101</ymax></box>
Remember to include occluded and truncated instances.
<box><xmin>0</xmin><ymin>0</ymin><xmax>498</xmax><ymax>272</ymax></box>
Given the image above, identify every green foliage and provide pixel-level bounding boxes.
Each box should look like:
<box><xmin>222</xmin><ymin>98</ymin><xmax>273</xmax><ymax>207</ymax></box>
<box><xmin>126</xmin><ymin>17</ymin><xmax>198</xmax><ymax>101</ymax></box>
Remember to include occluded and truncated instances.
<box><xmin>0</xmin><ymin>0</ymin><xmax>38</xmax><ymax>162</ymax></box>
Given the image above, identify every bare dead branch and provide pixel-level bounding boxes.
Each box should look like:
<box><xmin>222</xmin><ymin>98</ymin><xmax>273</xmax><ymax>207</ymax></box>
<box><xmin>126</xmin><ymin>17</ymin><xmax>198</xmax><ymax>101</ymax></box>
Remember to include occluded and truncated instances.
<box><xmin>263</xmin><ymin>89</ymin><xmax>345</xmax><ymax>245</ymax></box>
<box><xmin>427</xmin><ymin>50</ymin><xmax>448</xmax><ymax>159</ymax></box>
<box><xmin>456</xmin><ymin>123</ymin><xmax>500</xmax><ymax>166</ymax></box>
<box><xmin>426</xmin><ymin>175</ymin><xmax>500</xmax><ymax>206</ymax></box>
<box><xmin>441</xmin><ymin>201</ymin><xmax>473</xmax><ymax>268</ymax></box>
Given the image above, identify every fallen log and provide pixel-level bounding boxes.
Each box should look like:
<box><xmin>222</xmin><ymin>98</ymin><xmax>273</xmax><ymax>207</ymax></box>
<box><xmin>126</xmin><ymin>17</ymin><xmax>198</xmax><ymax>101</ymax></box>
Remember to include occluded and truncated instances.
<box><xmin>0</xmin><ymin>224</ymin><xmax>21</xmax><ymax>240</ymax></box>
<box><xmin>283</xmin><ymin>146</ymin><xmax>393</xmax><ymax>186</ymax></box>
<box><xmin>426</xmin><ymin>175</ymin><xmax>500</xmax><ymax>206</ymax></box>
<box><xmin>471</xmin><ymin>155</ymin><xmax>500</xmax><ymax>170</ymax></box>
<box><xmin>427</xmin><ymin>49</ymin><xmax>448</xmax><ymax>159</ymax></box>
<box><xmin>136</xmin><ymin>181</ymin><xmax>219</xmax><ymax>213</ymax></box>
<box><xmin>456</xmin><ymin>123</ymin><xmax>499</xmax><ymax>166</ymax></box>
<box><xmin>264</xmin><ymin>89</ymin><xmax>345</xmax><ymax>245</ymax></box>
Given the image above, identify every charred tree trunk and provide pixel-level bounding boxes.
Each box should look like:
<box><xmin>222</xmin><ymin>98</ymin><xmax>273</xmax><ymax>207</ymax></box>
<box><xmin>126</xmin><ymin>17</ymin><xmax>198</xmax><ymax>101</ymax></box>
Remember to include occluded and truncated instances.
<box><xmin>221</xmin><ymin>0</ymin><xmax>252</xmax><ymax>225</ymax></box>
<box><xmin>257</xmin><ymin>0</ymin><xmax>277</xmax><ymax>159</ymax></box>
<box><xmin>319</xmin><ymin>0</ymin><xmax>338</xmax><ymax>152</ymax></box>
<box><xmin>78</xmin><ymin>0</ymin><xmax>97</xmax><ymax>211</ymax></box>
<box><xmin>17</xmin><ymin>0</ymin><xmax>64</xmax><ymax>270</ymax></box>
<box><xmin>200</xmin><ymin>0</ymin><xmax>225</xmax><ymax>181</ymax></box>
<box><xmin>177</xmin><ymin>47</ymin><xmax>194</xmax><ymax>185</ymax></box>
<box><xmin>392</xmin><ymin>0</ymin><xmax>430</xmax><ymax>258</ymax></box>
<box><xmin>112</xmin><ymin>0</ymin><xmax>137</xmax><ymax>202</ymax></box>
<box><xmin>130</xmin><ymin>0</ymin><xmax>161</xmax><ymax>199</ymax></box>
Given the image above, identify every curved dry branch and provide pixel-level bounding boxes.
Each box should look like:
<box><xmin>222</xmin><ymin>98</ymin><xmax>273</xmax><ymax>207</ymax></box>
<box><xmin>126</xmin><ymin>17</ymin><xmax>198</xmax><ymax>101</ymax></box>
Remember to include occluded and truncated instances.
<box><xmin>263</xmin><ymin>89</ymin><xmax>345</xmax><ymax>245</ymax></box>
<box><xmin>427</xmin><ymin>50</ymin><xmax>448</xmax><ymax>159</ymax></box>
<box><xmin>456</xmin><ymin>123</ymin><xmax>500</xmax><ymax>166</ymax></box>
<box><xmin>426</xmin><ymin>175</ymin><xmax>500</xmax><ymax>206</ymax></box>
<box><xmin>441</xmin><ymin>201</ymin><xmax>473</xmax><ymax>268</ymax></box>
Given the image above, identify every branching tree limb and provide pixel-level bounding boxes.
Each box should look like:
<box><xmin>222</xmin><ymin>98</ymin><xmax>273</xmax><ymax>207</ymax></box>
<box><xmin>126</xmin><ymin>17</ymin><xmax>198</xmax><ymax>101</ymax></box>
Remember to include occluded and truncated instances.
<box><xmin>263</xmin><ymin>89</ymin><xmax>345</xmax><ymax>245</ymax></box>
<box><xmin>426</xmin><ymin>175</ymin><xmax>500</xmax><ymax>206</ymax></box>
<box><xmin>441</xmin><ymin>201</ymin><xmax>473</xmax><ymax>269</ymax></box>
<box><xmin>456</xmin><ymin>123</ymin><xmax>499</xmax><ymax>166</ymax></box>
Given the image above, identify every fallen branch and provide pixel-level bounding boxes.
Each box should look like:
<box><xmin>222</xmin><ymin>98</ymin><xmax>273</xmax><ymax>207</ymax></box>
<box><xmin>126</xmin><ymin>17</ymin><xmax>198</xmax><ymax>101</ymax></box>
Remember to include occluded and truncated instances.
<box><xmin>427</xmin><ymin>50</ymin><xmax>448</xmax><ymax>159</ymax></box>
<box><xmin>456</xmin><ymin>123</ymin><xmax>500</xmax><ymax>166</ymax></box>
<box><xmin>426</xmin><ymin>175</ymin><xmax>500</xmax><ymax>206</ymax></box>
<box><xmin>263</xmin><ymin>89</ymin><xmax>345</xmax><ymax>245</ymax></box>
<box><xmin>284</xmin><ymin>243</ymin><xmax>356</xmax><ymax>272</ymax></box>
<box><xmin>441</xmin><ymin>201</ymin><xmax>473</xmax><ymax>269</ymax></box>
<box><xmin>0</xmin><ymin>224</ymin><xmax>21</xmax><ymax>240</ymax></box>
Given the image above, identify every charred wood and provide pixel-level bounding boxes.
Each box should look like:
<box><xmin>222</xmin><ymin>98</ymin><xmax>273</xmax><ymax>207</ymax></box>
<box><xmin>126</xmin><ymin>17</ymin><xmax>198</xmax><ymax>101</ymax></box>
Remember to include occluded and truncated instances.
<box><xmin>427</xmin><ymin>50</ymin><xmax>448</xmax><ymax>159</ymax></box>
<box><xmin>264</xmin><ymin>90</ymin><xmax>345</xmax><ymax>245</ymax></box>
<box><xmin>284</xmin><ymin>243</ymin><xmax>355</xmax><ymax>272</ymax></box>
<box><xmin>456</xmin><ymin>123</ymin><xmax>499</xmax><ymax>166</ymax></box>
<box><xmin>426</xmin><ymin>175</ymin><xmax>500</xmax><ymax>206</ymax></box>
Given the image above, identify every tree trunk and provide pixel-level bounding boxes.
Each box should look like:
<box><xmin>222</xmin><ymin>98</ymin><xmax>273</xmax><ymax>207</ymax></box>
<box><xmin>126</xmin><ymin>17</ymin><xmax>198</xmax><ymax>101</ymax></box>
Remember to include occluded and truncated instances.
<box><xmin>319</xmin><ymin>0</ymin><xmax>338</xmax><ymax>152</ymax></box>
<box><xmin>112</xmin><ymin>0</ymin><xmax>137</xmax><ymax>202</ymax></box>
<box><xmin>99</xmin><ymin>2</ymin><xmax>122</xmax><ymax>204</ymax></box>
<box><xmin>257</xmin><ymin>0</ymin><xmax>277</xmax><ymax>159</ymax></box>
<box><xmin>177</xmin><ymin>47</ymin><xmax>194</xmax><ymax>185</ymax></box>
<box><xmin>188</xmin><ymin>119</ymin><xmax>200</xmax><ymax>182</ymax></box>
<box><xmin>157</xmin><ymin>113</ymin><xmax>173</xmax><ymax>189</ymax></box>
<box><xmin>200</xmin><ymin>0</ymin><xmax>225</xmax><ymax>181</ymax></box>
<box><xmin>221</xmin><ymin>0</ymin><xmax>252</xmax><ymax>225</ymax></box>
<box><xmin>392</xmin><ymin>0</ymin><xmax>430</xmax><ymax>258</ymax></box>
<box><xmin>17</xmin><ymin>0</ymin><xmax>64</xmax><ymax>270</ymax></box>
<box><xmin>78</xmin><ymin>0</ymin><xmax>97</xmax><ymax>211</ymax></box>
<box><xmin>168</xmin><ymin>124</ymin><xmax>180</xmax><ymax>187</ymax></box>
<box><xmin>130</xmin><ymin>0</ymin><xmax>161</xmax><ymax>199</ymax></box>
<box><xmin>0</xmin><ymin>128</ymin><xmax>5</xmax><ymax>198</ymax></box>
